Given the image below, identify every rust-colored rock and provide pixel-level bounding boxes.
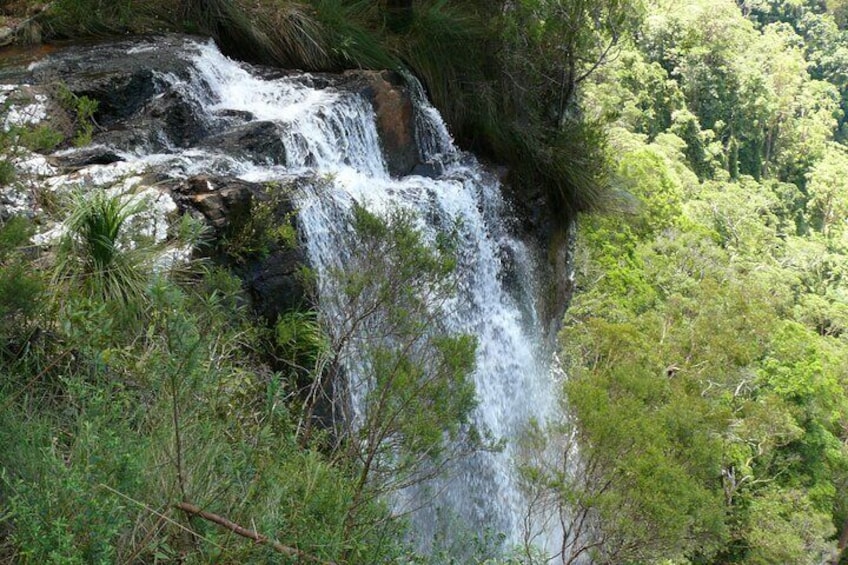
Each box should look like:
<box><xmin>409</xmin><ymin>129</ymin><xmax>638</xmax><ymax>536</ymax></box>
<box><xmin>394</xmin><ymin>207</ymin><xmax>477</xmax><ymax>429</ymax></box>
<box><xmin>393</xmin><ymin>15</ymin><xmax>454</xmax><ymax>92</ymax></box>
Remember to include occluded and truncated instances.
<box><xmin>343</xmin><ymin>70</ymin><xmax>420</xmax><ymax>177</ymax></box>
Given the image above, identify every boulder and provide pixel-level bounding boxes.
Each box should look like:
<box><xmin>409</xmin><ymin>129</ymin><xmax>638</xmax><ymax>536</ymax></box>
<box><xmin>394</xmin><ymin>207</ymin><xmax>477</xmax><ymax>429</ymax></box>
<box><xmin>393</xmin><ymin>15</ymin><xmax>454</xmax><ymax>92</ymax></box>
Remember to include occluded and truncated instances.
<box><xmin>27</xmin><ymin>35</ymin><xmax>198</xmax><ymax>112</ymax></box>
<box><xmin>173</xmin><ymin>174</ymin><xmax>261</xmax><ymax>232</ymax></box>
<box><xmin>340</xmin><ymin>70</ymin><xmax>421</xmax><ymax>177</ymax></box>
<box><xmin>172</xmin><ymin>174</ymin><xmax>310</xmax><ymax>322</ymax></box>
<box><xmin>49</xmin><ymin>146</ymin><xmax>124</xmax><ymax>170</ymax></box>
<box><xmin>202</xmin><ymin>121</ymin><xmax>288</xmax><ymax>166</ymax></box>
<box><xmin>21</xmin><ymin>35</ymin><xmax>209</xmax><ymax>149</ymax></box>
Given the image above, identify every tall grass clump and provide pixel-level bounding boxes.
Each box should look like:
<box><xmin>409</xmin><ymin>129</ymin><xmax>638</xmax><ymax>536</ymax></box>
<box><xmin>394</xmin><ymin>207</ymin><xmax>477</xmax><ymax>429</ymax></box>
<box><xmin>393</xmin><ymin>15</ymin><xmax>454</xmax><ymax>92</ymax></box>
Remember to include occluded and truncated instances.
<box><xmin>0</xmin><ymin>160</ymin><xmax>15</xmax><ymax>186</ymax></box>
<box><xmin>43</xmin><ymin>0</ymin><xmax>165</xmax><ymax>37</ymax></box>
<box><xmin>245</xmin><ymin>0</ymin><xmax>331</xmax><ymax>69</ymax></box>
<box><xmin>389</xmin><ymin>0</ymin><xmax>492</xmax><ymax>130</ymax></box>
<box><xmin>507</xmin><ymin>119</ymin><xmax>612</xmax><ymax>217</ymax></box>
<box><xmin>53</xmin><ymin>190</ymin><xmax>149</xmax><ymax>310</ymax></box>
<box><xmin>310</xmin><ymin>0</ymin><xmax>395</xmax><ymax>70</ymax></box>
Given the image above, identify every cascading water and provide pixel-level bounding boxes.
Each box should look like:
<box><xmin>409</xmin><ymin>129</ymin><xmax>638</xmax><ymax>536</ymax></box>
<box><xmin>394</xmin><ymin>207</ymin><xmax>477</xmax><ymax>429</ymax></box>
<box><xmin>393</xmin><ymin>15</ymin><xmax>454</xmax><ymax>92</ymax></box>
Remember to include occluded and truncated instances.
<box><xmin>32</xmin><ymin>38</ymin><xmax>563</xmax><ymax>555</ymax></box>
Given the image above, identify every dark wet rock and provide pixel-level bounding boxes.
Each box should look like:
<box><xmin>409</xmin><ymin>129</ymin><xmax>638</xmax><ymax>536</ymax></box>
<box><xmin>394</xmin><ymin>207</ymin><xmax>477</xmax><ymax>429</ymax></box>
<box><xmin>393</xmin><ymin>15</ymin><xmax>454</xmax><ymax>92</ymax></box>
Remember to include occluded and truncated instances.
<box><xmin>502</xmin><ymin>166</ymin><xmax>577</xmax><ymax>338</ymax></box>
<box><xmin>146</xmin><ymin>90</ymin><xmax>208</xmax><ymax>147</ymax></box>
<box><xmin>171</xmin><ymin>174</ymin><xmax>309</xmax><ymax>321</ymax></box>
<box><xmin>213</xmin><ymin>108</ymin><xmax>254</xmax><ymax>122</ymax></box>
<box><xmin>49</xmin><ymin>146</ymin><xmax>123</xmax><ymax>170</ymax></box>
<box><xmin>28</xmin><ymin>37</ymin><xmax>193</xmax><ymax>114</ymax></box>
<box><xmin>78</xmin><ymin>87</ymin><xmax>208</xmax><ymax>151</ymax></box>
<box><xmin>202</xmin><ymin>121</ymin><xmax>288</xmax><ymax>166</ymax></box>
<box><xmin>242</xmin><ymin>236</ymin><xmax>310</xmax><ymax>320</ymax></box>
<box><xmin>172</xmin><ymin>174</ymin><xmax>260</xmax><ymax>231</ymax></box>
<box><xmin>338</xmin><ymin>70</ymin><xmax>421</xmax><ymax>177</ymax></box>
<box><xmin>411</xmin><ymin>160</ymin><xmax>444</xmax><ymax>179</ymax></box>
<box><xmin>17</xmin><ymin>35</ymin><xmax>209</xmax><ymax>149</ymax></box>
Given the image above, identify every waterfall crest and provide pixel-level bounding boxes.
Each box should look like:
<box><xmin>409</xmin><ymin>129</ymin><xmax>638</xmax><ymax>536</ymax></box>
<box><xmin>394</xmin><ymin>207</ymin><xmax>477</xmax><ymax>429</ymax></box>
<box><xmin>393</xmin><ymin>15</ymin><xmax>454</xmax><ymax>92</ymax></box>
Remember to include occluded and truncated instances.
<box><xmin>48</xmin><ymin>38</ymin><xmax>563</xmax><ymax>553</ymax></box>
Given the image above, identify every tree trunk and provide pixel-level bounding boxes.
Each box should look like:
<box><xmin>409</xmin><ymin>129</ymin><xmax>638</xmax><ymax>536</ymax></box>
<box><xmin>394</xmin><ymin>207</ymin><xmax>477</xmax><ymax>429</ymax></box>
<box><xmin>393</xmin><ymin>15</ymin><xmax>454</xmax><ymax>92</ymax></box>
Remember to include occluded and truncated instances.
<box><xmin>833</xmin><ymin>516</ymin><xmax>848</xmax><ymax>564</ymax></box>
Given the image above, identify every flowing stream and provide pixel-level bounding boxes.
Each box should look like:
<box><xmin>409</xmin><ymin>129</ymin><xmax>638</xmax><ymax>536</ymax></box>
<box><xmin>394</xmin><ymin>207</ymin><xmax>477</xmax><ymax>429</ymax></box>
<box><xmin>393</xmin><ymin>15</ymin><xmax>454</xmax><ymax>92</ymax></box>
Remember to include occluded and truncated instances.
<box><xmin>31</xmin><ymin>38</ymin><xmax>562</xmax><ymax>554</ymax></box>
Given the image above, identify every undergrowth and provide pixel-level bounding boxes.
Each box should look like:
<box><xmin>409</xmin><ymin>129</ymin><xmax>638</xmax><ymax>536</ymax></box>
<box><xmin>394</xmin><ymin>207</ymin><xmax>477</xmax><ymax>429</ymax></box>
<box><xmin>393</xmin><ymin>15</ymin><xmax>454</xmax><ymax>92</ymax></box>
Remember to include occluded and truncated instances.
<box><xmin>0</xmin><ymin>200</ymin><xmax>406</xmax><ymax>563</ymax></box>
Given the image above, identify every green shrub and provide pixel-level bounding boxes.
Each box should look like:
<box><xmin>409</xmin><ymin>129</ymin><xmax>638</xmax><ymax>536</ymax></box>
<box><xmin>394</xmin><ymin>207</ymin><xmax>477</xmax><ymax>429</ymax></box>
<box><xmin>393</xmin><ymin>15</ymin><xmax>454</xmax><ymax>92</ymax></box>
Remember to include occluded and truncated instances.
<box><xmin>54</xmin><ymin>191</ymin><xmax>149</xmax><ymax>312</ymax></box>
<box><xmin>0</xmin><ymin>160</ymin><xmax>15</xmax><ymax>185</ymax></box>
<box><xmin>57</xmin><ymin>85</ymin><xmax>99</xmax><ymax>147</ymax></box>
<box><xmin>43</xmin><ymin>0</ymin><xmax>160</xmax><ymax>37</ymax></box>
<box><xmin>275</xmin><ymin>309</ymin><xmax>327</xmax><ymax>368</ymax></box>
<box><xmin>0</xmin><ymin>217</ymin><xmax>43</xmax><ymax>356</ymax></box>
<box><xmin>18</xmin><ymin>125</ymin><xmax>64</xmax><ymax>152</ymax></box>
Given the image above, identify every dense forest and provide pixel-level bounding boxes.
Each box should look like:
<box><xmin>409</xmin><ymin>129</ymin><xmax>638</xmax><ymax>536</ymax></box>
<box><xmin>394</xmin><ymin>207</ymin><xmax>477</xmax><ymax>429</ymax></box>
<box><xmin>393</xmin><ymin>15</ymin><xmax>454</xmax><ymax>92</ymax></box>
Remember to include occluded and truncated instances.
<box><xmin>1</xmin><ymin>0</ymin><xmax>848</xmax><ymax>563</ymax></box>
<box><xmin>554</xmin><ymin>1</ymin><xmax>848</xmax><ymax>563</ymax></box>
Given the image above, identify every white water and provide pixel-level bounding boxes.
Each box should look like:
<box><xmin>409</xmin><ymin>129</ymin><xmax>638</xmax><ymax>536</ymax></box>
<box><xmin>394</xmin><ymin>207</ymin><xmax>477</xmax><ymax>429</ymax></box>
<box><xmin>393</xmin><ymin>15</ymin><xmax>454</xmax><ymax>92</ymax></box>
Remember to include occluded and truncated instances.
<box><xmin>45</xmin><ymin>38</ymin><xmax>562</xmax><ymax>554</ymax></box>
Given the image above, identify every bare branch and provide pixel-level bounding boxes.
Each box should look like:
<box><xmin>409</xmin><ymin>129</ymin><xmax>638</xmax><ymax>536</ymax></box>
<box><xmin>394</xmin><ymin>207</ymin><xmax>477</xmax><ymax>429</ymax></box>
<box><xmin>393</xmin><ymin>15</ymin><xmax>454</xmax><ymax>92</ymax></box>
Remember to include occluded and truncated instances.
<box><xmin>176</xmin><ymin>502</ymin><xmax>337</xmax><ymax>565</ymax></box>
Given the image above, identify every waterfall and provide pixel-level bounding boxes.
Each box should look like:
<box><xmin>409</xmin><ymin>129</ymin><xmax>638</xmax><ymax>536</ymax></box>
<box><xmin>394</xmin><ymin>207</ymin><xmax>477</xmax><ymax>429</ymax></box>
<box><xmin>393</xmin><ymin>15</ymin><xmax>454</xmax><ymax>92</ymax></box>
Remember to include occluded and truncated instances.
<box><xmin>48</xmin><ymin>38</ymin><xmax>562</xmax><ymax>555</ymax></box>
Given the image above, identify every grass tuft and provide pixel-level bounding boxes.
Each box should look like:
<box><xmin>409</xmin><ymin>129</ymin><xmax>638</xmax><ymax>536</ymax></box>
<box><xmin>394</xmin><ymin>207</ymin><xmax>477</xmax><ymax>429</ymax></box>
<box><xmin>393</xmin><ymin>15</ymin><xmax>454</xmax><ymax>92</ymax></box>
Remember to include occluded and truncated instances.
<box><xmin>54</xmin><ymin>190</ymin><xmax>149</xmax><ymax>307</ymax></box>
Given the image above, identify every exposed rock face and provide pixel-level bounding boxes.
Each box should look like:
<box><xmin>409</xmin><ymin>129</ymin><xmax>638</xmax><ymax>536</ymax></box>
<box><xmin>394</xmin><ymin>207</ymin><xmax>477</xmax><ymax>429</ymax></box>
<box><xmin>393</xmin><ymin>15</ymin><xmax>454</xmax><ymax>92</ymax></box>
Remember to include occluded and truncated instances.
<box><xmin>507</xmin><ymin>168</ymin><xmax>578</xmax><ymax>338</ymax></box>
<box><xmin>201</xmin><ymin>121</ymin><xmax>288</xmax><ymax>166</ymax></box>
<box><xmin>7</xmin><ymin>36</ymin><xmax>209</xmax><ymax>150</ymax></box>
<box><xmin>48</xmin><ymin>146</ymin><xmax>123</xmax><ymax>169</ymax></box>
<box><xmin>171</xmin><ymin>174</ymin><xmax>309</xmax><ymax>322</ymax></box>
<box><xmin>173</xmin><ymin>174</ymin><xmax>260</xmax><ymax>232</ymax></box>
<box><xmin>0</xmin><ymin>32</ymin><xmax>573</xmax><ymax>335</ymax></box>
<box><xmin>342</xmin><ymin>70</ymin><xmax>420</xmax><ymax>177</ymax></box>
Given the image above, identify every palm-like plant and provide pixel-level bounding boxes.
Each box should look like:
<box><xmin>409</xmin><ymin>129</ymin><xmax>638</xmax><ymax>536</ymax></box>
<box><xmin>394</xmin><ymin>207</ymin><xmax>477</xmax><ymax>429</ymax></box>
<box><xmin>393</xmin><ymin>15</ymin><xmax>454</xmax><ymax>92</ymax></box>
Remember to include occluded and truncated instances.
<box><xmin>54</xmin><ymin>190</ymin><xmax>149</xmax><ymax>307</ymax></box>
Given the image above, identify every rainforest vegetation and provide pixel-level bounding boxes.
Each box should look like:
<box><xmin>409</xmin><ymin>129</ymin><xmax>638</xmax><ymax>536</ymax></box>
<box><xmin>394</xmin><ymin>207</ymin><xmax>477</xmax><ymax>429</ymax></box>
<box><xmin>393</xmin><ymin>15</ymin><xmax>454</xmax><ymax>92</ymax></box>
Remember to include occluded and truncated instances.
<box><xmin>1</xmin><ymin>0</ymin><xmax>848</xmax><ymax>564</ymax></box>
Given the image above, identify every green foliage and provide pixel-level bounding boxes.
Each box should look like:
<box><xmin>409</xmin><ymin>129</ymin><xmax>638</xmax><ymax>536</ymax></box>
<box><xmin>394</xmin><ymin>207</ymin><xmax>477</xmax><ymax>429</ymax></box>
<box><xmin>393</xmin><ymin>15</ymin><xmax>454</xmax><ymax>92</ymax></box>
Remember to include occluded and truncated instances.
<box><xmin>555</xmin><ymin>26</ymin><xmax>848</xmax><ymax>555</ymax></box>
<box><xmin>806</xmin><ymin>142</ymin><xmax>848</xmax><ymax>236</ymax></box>
<box><xmin>0</xmin><ymin>220</ymin><xmax>410</xmax><ymax>564</ymax></box>
<box><xmin>0</xmin><ymin>159</ymin><xmax>14</xmax><ymax>186</ymax></box>
<box><xmin>0</xmin><ymin>383</ymin><xmax>146</xmax><ymax>565</ymax></box>
<box><xmin>591</xmin><ymin>0</ymin><xmax>845</xmax><ymax>188</ymax></box>
<box><xmin>316</xmin><ymin>204</ymin><xmax>481</xmax><ymax>547</ymax></box>
<box><xmin>57</xmin><ymin>84</ymin><xmax>99</xmax><ymax>147</ymax></box>
<box><xmin>54</xmin><ymin>190</ymin><xmax>149</xmax><ymax>308</ymax></box>
<box><xmin>17</xmin><ymin>124</ymin><xmax>64</xmax><ymax>152</ymax></box>
<box><xmin>547</xmin><ymin>6</ymin><xmax>848</xmax><ymax>555</ymax></box>
<box><xmin>275</xmin><ymin>309</ymin><xmax>327</xmax><ymax>368</ymax></box>
<box><xmin>0</xmin><ymin>217</ymin><xmax>44</xmax><ymax>356</ymax></box>
<box><xmin>342</xmin><ymin>205</ymin><xmax>476</xmax><ymax>432</ymax></box>
<box><xmin>220</xmin><ymin>190</ymin><xmax>298</xmax><ymax>264</ymax></box>
<box><xmin>0</xmin><ymin>149</ymin><xmax>490</xmax><ymax>563</ymax></box>
<box><xmin>743</xmin><ymin>488</ymin><xmax>836</xmax><ymax>565</ymax></box>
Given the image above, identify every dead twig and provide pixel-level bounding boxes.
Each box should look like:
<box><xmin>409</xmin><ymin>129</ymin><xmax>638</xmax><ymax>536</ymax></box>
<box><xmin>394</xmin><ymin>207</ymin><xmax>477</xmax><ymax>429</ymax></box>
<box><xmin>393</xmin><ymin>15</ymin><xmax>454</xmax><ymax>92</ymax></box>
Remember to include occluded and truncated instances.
<box><xmin>175</xmin><ymin>502</ymin><xmax>337</xmax><ymax>565</ymax></box>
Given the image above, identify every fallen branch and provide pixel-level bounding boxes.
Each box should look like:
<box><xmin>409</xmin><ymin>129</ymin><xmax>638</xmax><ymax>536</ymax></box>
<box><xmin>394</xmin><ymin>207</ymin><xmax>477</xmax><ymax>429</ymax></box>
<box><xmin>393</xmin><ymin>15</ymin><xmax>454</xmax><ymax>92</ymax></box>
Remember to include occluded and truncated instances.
<box><xmin>176</xmin><ymin>502</ymin><xmax>337</xmax><ymax>565</ymax></box>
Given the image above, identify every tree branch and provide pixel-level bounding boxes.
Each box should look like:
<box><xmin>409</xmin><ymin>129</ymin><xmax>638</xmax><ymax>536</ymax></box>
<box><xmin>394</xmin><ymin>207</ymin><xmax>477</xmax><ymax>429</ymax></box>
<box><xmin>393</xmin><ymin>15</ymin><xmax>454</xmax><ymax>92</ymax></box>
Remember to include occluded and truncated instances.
<box><xmin>176</xmin><ymin>502</ymin><xmax>337</xmax><ymax>565</ymax></box>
